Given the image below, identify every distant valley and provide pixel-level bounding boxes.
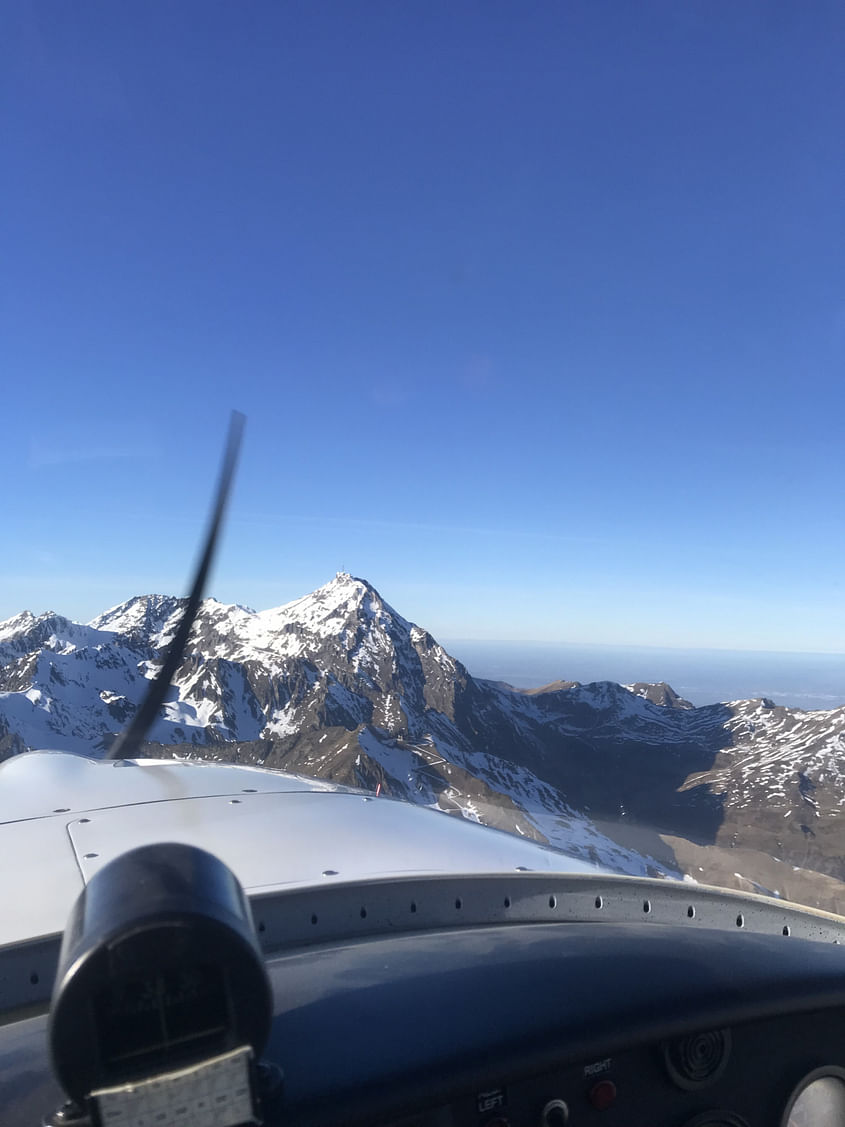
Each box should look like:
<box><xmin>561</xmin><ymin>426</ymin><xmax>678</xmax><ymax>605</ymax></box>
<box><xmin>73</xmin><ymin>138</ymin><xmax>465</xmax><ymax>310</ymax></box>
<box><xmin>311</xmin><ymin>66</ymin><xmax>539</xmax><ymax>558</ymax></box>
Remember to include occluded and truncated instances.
<box><xmin>2</xmin><ymin>574</ymin><xmax>845</xmax><ymax>913</ymax></box>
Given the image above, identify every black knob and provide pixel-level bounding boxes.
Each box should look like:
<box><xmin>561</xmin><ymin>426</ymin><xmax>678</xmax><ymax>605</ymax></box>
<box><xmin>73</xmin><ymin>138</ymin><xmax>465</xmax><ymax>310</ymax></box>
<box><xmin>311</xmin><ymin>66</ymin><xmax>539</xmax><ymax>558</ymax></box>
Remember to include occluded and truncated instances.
<box><xmin>541</xmin><ymin>1098</ymin><xmax>569</xmax><ymax>1126</ymax></box>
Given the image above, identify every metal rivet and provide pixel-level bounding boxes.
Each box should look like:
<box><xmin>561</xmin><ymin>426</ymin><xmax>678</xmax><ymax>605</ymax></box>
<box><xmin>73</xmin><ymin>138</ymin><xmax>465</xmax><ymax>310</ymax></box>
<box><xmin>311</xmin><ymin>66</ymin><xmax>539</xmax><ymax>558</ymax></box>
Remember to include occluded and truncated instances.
<box><xmin>83</xmin><ymin>853</ymin><xmax>98</xmax><ymax>860</ymax></box>
<box><xmin>322</xmin><ymin>869</ymin><xmax>338</xmax><ymax>876</ymax></box>
<box><xmin>53</xmin><ymin>807</ymin><xmax>70</xmax><ymax>813</ymax></box>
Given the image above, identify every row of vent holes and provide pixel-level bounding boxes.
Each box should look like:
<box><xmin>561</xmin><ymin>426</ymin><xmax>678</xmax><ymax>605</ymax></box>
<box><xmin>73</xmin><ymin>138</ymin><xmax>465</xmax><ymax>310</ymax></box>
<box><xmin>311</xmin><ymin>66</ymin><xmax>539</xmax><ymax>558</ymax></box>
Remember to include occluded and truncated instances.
<box><xmin>303</xmin><ymin>896</ymin><xmax>521</xmax><ymax>926</ymax></box>
<box><xmin>629</xmin><ymin>901</ymin><xmax>785</xmax><ymax>934</ymax></box>
<box><xmin>264</xmin><ymin>896</ymin><xmax>738</xmax><ymax>927</ymax></box>
<box><xmin>257</xmin><ymin>901</ymin><xmax>794</xmax><ymax>936</ymax></box>
<box><xmin>600</xmin><ymin>897</ymin><xmax>755</xmax><ymax>926</ymax></box>
<box><xmin>298</xmin><ymin>892</ymin><xmax>662</xmax><ymax>923</ymax></box>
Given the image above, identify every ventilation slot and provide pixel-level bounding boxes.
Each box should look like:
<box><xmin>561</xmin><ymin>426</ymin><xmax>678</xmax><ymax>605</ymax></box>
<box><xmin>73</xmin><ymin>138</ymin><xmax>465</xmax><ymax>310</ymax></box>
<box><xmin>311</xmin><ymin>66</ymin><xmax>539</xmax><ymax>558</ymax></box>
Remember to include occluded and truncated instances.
<box><xmin>663</xmin><ymin>1029</ymin><xmax>731</xmax><ymax>1090</ymax></box>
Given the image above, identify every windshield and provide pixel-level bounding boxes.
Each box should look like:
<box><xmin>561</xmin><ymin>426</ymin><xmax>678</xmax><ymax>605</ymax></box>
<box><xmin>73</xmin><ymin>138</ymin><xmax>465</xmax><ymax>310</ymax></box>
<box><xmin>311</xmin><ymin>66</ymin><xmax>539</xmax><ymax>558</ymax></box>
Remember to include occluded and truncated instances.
<box><xmin>2</xmin><ymin>5</ymin><xmax>844</xmax><ymax>918</ymax></box>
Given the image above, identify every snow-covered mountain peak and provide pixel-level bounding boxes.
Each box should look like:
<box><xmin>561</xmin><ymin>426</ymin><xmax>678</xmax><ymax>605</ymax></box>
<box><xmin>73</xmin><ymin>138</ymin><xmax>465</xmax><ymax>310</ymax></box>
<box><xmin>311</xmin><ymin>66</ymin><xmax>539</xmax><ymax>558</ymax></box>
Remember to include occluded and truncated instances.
<box><xmin>257</xmin><ymin>573</ymin><xmax>410</xmax><ymax>642</ymax></box>
<box><xmin>87</xmin><ymin>596</ymin><xmax>259</xmax><ymax>659</ymax></box>
<box><xmin>0</xmin><ymin>611</ymin><xmax>37</xmax><ymax>643</ymax></box>
<box><xmin>285</xmin><ymin>571</ymin><xmax>382</xmax><ymax>616</ymax></box>
<box><xmin>89</xmin><ymin>594</ymin><xmax>187</xmax><ymax>638</ymax></box>
<box><xmin>0</xmin><ymin>610</ymin><xmax>88</xmax><ymax>661</ymax></box>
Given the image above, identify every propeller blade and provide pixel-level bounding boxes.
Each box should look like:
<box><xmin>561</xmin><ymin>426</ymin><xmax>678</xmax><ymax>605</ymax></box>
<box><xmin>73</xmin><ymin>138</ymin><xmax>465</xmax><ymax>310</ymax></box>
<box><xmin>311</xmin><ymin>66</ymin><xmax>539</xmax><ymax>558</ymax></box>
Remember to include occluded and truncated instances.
<box><xmin>106</xmin><ymin>411</ymin><xmax>245</xmax><ymax>761</ymax></box>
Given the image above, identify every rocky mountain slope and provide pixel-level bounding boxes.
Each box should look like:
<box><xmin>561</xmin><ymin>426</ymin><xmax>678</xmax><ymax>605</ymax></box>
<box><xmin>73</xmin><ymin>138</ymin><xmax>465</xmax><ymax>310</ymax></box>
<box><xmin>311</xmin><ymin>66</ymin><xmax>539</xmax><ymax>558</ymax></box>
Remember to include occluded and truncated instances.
<box><xmin>2</xmin><ymin>573</ymin><xmax>845</xmax><ymax>908</ymax></box>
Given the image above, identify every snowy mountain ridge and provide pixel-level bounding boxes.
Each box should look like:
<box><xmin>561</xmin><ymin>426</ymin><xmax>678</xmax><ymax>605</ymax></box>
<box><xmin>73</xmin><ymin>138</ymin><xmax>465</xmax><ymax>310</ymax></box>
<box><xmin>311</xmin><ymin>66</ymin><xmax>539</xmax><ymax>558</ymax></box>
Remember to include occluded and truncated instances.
<box><xmin>2</xmin><ymin>573</ymin><xmax>845</xmax><ymax>907</ymax></box>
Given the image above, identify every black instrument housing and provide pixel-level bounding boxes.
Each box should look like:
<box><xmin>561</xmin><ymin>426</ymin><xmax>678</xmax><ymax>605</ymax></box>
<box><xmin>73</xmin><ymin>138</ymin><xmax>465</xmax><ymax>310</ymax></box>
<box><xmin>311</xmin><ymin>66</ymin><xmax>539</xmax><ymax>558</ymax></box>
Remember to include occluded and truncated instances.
<box><xmin>48</xmin><ymin>842</ymin><xmax>272</xmax><ymax>1103</ymax></box>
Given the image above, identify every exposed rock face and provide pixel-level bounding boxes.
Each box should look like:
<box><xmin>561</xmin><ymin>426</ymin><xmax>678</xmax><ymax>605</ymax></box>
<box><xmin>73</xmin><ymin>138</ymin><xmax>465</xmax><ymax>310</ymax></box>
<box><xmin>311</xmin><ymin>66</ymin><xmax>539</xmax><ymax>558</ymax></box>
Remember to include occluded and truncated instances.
<box><xmin>625</xmin><ymin>682</ymin><xmax>695</xmax><ymax>710</ymax></box>
<box><xmin>2</xmin><ymin>573</ymin><xmax>845</xmax><ymax>906</ymax></box>
<box><xmin>0</xmin><ymin>715</ymin><xmax>26</xmax><ymax>763</ymax></box>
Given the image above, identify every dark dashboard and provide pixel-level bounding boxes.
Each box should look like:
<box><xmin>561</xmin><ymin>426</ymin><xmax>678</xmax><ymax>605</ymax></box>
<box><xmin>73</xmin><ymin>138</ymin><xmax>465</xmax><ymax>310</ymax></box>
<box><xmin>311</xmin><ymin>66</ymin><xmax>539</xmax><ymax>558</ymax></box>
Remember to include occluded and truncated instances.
<box><xmin>264</xmin><ymin>920</ymin><xmax>845</xmax><ymax>1127</ymax></box>
<box><xmin>5</xmin><ymin>912</ymin><xmax>845</xmax><ymax>1127</ymax></box>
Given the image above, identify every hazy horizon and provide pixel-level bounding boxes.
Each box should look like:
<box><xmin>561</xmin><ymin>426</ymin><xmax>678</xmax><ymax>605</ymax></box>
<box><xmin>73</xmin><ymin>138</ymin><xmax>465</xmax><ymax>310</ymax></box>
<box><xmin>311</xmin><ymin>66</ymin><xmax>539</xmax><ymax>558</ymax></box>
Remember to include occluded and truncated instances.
<box><xmin>444</xmin><ymin>637</ymin><xmax>845</xmax><ymax>712</ymax></box>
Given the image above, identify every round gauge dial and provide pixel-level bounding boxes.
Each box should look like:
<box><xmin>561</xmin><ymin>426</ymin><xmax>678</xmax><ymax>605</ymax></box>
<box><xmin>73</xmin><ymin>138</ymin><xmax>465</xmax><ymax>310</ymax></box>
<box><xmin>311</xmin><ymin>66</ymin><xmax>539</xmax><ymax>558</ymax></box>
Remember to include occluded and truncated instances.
<box><xmin>783</xmin><ymin>1067</ymin><xmax>845</xmax><ymax>1127</ymax></box>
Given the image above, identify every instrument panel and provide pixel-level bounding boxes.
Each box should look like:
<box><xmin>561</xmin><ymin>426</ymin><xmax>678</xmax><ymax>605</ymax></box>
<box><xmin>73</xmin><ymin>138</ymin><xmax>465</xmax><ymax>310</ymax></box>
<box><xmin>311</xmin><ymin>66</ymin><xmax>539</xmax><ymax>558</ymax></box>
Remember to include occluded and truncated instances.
<box><xmin>379</xmin><ymin>1013</ymin><xmax>845</xmax><ymax>1126</ymax></box>
<box><xmin>258</xmin><ymin>919</ymin><xmax>845</xmax><ymax>1127</ymax></box>
<box><xmin>5</xmin><ymin>916</ymin><xmax>845</xmax><ymax>1126</ymax></box>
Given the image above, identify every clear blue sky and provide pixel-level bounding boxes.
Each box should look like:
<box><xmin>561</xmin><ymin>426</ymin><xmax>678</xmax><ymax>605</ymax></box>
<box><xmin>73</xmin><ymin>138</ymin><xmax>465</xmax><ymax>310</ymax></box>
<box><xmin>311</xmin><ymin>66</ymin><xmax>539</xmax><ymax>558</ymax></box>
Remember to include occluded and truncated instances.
<box><xmin>2</xmin><ymin>2</ymin><xmax>844</xmax><ymax>651</ymax></box>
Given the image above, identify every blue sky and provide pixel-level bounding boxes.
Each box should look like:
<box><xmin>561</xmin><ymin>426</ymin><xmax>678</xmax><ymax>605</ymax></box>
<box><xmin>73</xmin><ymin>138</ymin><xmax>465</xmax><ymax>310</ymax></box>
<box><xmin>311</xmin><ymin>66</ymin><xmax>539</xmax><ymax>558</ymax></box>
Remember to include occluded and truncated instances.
<box><xmin>2</xmin><ymin>2</ymin><xmax>844</xmax><ymax>652</ymax></box>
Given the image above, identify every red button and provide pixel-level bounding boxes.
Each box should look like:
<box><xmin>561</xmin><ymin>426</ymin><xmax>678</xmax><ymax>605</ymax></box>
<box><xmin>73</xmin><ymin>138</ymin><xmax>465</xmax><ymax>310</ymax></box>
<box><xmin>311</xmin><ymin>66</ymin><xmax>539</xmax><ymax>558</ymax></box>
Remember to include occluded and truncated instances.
<box><xmin>588</xmin><ymin>1079</ymin><xmax>617</xmax><ymax>1110</ymax></box>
